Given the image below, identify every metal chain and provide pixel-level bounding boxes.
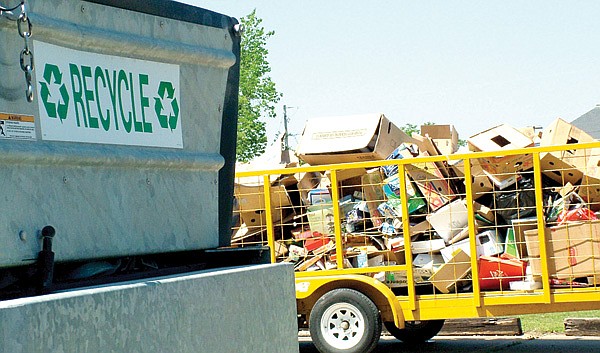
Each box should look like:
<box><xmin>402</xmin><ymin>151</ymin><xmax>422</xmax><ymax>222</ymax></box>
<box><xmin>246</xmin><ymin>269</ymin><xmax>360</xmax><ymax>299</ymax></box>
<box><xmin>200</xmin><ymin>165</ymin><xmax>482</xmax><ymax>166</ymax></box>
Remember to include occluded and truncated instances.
<box><xmin>1</xmin><ymin>1</ymin><xmax>34</xmax><ymax>102</ymax></box>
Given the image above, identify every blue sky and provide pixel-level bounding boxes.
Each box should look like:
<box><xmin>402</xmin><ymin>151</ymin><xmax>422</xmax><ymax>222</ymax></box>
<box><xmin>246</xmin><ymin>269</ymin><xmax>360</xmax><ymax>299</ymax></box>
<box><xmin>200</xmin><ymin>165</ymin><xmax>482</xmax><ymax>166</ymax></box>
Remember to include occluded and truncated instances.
<box><xmin>181</xmin><ymin>1</ymin><xmax>600</xmax><ymax>148</ymax></box>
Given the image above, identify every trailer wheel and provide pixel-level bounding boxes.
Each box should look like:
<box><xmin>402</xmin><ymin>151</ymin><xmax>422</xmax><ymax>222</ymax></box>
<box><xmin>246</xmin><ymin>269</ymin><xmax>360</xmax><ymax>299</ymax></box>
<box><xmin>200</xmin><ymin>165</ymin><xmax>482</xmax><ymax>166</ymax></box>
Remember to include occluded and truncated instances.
<box><xmin>309</xmin><ymin>288</ymin><xmax>381</xmax><ymax>353</ymax></box>
<box><xmin>384</xmin><ymin>319</ymin><xmax>445</xmax><ymax>344</ymax></box>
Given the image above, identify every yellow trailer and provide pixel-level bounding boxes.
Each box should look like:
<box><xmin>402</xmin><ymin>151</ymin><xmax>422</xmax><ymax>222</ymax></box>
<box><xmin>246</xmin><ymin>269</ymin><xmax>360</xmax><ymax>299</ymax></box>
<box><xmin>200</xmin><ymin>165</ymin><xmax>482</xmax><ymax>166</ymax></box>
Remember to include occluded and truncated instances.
<box><xmin>233</xmin><ymin>141</ymin><xmax>600</xmax><ymax>353</ymax></box>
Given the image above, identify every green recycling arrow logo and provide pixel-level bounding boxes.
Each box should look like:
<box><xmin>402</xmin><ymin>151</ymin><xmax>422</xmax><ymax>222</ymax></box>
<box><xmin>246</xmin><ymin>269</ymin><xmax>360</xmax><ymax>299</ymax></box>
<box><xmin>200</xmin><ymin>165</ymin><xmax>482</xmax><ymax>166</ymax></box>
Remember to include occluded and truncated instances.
<box><xmin>39</xmin><ymin>64</ymin><xmax>70</xmax><ymax>122</ymax></box>
<box><xmin>154</xmin><ymin>81</ymin><xmax>179</xmax><ymax>131</ymax></box>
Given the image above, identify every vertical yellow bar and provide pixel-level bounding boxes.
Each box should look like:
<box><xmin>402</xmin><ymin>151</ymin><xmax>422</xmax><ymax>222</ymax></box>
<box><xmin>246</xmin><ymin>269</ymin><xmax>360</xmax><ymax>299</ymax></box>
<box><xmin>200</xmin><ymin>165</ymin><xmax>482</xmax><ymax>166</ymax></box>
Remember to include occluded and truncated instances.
<box><xmin>329</xmin><ymin>170</ymin><xmax>345</xmax><ymax>270</ymax></box>
<box><xmin>464</xmin><ymin>157</ymin><xmax>481</xmax><ymax>307</ymax></box>
<box><xmin>263</xmin><ymin>174</ymin><xmax>276</xmax><ymax>264</ymax></box>
<box><xmin>532</xmin><ymin>152</ymin><xmax>552</xmax><ymax>303</ymax></box>
<box><xmin>398</xmin><ymin>164</ymin><xmax>416</xmax><ymax>311</ymax></box>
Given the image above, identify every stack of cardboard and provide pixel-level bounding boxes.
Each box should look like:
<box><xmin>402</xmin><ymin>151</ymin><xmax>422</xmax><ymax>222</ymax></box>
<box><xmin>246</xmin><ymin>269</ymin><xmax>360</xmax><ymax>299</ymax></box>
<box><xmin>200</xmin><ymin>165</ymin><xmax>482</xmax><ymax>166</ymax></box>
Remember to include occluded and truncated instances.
<box><xmin>232</xmin><ymin>113</ymin><xmax>600</xmax><ymax>291</ymax></box>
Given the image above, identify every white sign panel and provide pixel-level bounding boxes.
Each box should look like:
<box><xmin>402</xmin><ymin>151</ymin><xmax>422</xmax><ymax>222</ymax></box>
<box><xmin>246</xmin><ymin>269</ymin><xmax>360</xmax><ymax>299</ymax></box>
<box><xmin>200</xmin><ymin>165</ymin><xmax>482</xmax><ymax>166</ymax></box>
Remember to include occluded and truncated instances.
<box><xmin>35</xmin><ymin>41</ymin><xmax>183</xmax><ymax>148</ymax></box>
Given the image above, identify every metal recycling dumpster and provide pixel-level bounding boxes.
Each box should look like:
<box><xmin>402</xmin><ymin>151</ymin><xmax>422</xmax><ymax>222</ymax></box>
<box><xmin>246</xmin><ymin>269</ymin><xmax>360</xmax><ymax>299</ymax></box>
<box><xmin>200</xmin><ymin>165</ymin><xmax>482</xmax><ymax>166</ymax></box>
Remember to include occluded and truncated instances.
<box><xmin>0</xmin><ymin>0</ymin><xmax>241</xmax><ymax>290</ymax></box>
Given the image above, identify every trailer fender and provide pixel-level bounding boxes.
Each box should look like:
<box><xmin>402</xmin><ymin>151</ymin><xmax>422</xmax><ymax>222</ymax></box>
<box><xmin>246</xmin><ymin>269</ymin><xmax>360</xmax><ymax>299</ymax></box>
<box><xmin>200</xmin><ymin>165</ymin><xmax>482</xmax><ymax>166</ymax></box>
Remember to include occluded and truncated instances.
<box><xmin>295</xmin><ymin>275</ymin><xmax>404</xmax><ymax>329</ymax></box>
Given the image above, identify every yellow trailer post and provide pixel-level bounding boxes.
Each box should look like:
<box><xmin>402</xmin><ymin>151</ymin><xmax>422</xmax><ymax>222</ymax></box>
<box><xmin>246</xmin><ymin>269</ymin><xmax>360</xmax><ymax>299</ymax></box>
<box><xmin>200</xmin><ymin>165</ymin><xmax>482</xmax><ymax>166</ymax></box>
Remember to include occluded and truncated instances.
<box><xmin>233</xmin><ymin>141</ymin><xmax>600</xmax><ymax>353</ymax></box>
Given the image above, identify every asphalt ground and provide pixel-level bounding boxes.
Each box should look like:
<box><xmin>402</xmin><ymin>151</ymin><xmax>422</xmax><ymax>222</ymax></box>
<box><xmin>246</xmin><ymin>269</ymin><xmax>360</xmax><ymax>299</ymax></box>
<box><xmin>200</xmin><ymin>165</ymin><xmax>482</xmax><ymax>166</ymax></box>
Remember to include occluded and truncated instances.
<box><xmin>298</xmin><ymin>333</ymin><xmax>600</xmax><ymax>353</ymax></box>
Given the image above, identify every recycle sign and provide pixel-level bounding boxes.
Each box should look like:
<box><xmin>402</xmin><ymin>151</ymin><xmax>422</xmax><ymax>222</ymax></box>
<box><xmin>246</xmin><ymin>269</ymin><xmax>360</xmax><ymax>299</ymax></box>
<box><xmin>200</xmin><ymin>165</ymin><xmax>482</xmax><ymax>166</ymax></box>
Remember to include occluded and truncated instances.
<box><xmin>38</xmin><ymin>62</ymin><xmax>180</xmax><ymax>132</ymax></box>
<box><xmin>39</xmin><ymin>64</ymin><xmax>70</xmax><ymax>123</ymax></box>
<box><xmin>154</xmin><ymin>81</ymin><xmax>180</xmax><ymax>131</ymax></box>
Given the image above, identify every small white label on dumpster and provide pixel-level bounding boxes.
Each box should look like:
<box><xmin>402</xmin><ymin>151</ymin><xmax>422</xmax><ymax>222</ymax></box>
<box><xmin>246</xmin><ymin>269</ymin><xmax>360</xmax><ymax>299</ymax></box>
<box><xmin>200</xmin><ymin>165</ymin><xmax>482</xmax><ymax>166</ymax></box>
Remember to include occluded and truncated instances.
<box><xmin>0</xmin><ymin>113</ymin><xmax>35</xmax><ymax>140</ymax></box>
<box><xmin>34</xmin><ymin>41</ymin><xmax>183</xmax><ymax>148</ymax></box>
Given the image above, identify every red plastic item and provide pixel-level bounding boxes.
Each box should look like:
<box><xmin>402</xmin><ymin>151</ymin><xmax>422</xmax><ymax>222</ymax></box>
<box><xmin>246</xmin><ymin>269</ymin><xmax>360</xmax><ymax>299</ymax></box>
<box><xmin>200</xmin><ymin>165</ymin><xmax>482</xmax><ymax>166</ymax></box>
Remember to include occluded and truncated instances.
<box><xmin>478</xmin><ymin>254</ymin><xmax>527</xmax><ymax>291</ymax></box>
<box><xmin>557</xmin><ymin>207</ymin><xmax>598</xmax><ymax>225</ymax></box>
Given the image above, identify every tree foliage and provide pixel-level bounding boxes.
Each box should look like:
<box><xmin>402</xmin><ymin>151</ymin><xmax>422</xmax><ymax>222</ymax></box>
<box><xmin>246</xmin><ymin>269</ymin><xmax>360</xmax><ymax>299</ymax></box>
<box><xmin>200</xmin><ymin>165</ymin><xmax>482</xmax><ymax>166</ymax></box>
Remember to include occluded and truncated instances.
<box><xmin>236</xmin><ymin>10</ymin><xmax>282</xmax><ymax>162</ymax></box>
<box><xmin>400</xmin><ymin>123</ymin><xmax>420</xmax><ymax>137</ymax></box>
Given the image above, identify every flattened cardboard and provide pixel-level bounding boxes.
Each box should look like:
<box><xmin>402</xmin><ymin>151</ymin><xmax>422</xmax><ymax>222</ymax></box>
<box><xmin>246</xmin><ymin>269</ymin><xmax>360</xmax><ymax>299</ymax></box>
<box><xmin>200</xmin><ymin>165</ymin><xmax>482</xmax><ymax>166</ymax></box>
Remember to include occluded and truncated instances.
<box><xmin>429</xmin><ymin>248</ymin><xmax>472</xmax><ymax>294</ymax></box>
<box><xmin>426</xmin><ymin>199</ymin><xmax>469</xmax><ymax>243</ymax></box>
<box><xmin>411</xmin><ymin>238</ymin><xmax>446</xmax><ymax>254</ymax></box>
<box><xmin>411</xmin><ymin>133</ymin><xmax>451</xmax><ymax>178</ymax></box>
<box><xmin>405</xmin><ymin>152</ymin><xmax>455</xmax><ymax>211</ymax></box>
<box><xmin>361</xmin><ymin>168</ymin><xmax>386</xmax><ymax>226</ymax></box>
<box><xmin>296</xmin><ymin>113</ymin><xmax>414</xmax><ymax>165</ymax></box>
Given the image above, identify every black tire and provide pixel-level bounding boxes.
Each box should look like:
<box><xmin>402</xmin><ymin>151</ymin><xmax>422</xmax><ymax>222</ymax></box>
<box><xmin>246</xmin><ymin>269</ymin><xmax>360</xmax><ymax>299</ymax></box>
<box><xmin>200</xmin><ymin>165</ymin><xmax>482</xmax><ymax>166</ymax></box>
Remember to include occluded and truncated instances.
<box><xmin>309</xmin><ymin>288</ymin><xmax>382</xmax><ymax>353</ymax></box>
<box><xmin>384</xmin><ymin>319</ymin><xmax>445</xmax><ymax>344</ymax></box>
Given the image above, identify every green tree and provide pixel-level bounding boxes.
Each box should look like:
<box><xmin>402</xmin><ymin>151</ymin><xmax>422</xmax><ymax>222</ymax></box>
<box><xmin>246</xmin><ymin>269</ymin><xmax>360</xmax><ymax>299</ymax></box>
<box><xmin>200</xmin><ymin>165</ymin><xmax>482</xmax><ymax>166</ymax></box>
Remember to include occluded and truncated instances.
<box><xmin>400</xmin><ymin>123</ymin><xmax>420</xmax><ymax>137</ymax></box>
<box><xmin>237</xmin><ymin>10</ymin><xmax>282</xmax><ymax>162</ymax></box>
<box><xmin>400</xmin><ymin>122</ymin><xmax>434</xmax><ymax>137</ymax></box>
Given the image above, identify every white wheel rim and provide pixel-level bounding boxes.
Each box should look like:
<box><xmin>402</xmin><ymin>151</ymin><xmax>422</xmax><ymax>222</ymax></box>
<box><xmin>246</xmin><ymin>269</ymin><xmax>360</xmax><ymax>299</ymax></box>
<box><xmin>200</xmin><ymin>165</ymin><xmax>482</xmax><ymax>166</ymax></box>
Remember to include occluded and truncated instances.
<box><xmin>320</xmin><ymin>302</ymin><xmax>365</xmax><ymax>350</ymax></box>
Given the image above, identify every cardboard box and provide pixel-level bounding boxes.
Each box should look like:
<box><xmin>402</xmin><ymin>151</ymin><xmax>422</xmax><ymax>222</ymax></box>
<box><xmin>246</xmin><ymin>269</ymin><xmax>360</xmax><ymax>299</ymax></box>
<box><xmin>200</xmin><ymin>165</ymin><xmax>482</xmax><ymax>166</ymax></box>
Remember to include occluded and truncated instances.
<box><xmin>468</xmin><ymin>124</ymin><xmax>534</xmax><ymax>152</ymax></box>
<box><xmin>440</xmin><ymin>230</ymin><xmax>504</xmax><ymax>262</ymax></box>
<box><xmin>296</xmin><ymin>113</ymin><xmax>414</xmax><ymax>165</ymax></box>
<box><xmin>381</xmin><ymin>144</ymin><xmax>415</xmax><ymax>177</ymax></box>
<box><xmin>405</xmin><ymin>154</ymin><xmax>454</xmax><ymax>211</ymax></box>
<box><xmin>306</xmin><ymin>205</ymin><xmax>335</xmax><ymax>235</ymax></box>
<box><xmin>539</xmin><ymin>118</ymin><xmax>597</xmax><ymax>185</ymax></box>
<box><xmin>524</xmin><ymin>221</ymin><xmax>600</xmax><ymax>279</ymax></box>
<box><xmin>421</xmin><ymin>124</ymin><xmax>459</xmax><ymax>155</ymax></box>
<box><xmin>429</xmin><ymin>249</ymin><xmax>472</xmax><ymax>294</ymax></box>
<box><xmin>375</xmin><ymin>249</ymin><xmax>406</xmax><ymax>265</ymax></box>
<box><xmin>413</xmin><ymin>253</ymin><xmax>445</xmax><ymax>268</ymax></box>
<box><xmin>539</xmin><ymin>153</ymin><xmax>584</xmax><ymax>185</ymax></box>
<box><xmin>361</xmin><ymin>168</ymin><xmax>386</xmax><ymax>224</ymax></box>
<box><xmin>468</xmin><ymin>124</ymin><xmax>534</xmax><ymax>179</ymax></box>
<box><xmin>506</xmin><ymin>217</ymin><xmax>537</xmax><ymax>258</ymax></box>
<box><xmin>476</xmin><ymin>154</ymin><xmax>533</xmax><ymax>180</ymax></box>
<box><xmin>297</xmin><ymin>171</ymin><xmax>327</xmax><ymax>206</ymax></box>
<box><xmin>541</xmin><ymin>118</ymin><xmax>596</xmax><ymax>170</ymax></box>
<box><xmin>384</xmin><ymin>236</ymin><xmax>405</xmax><ymax>252</ymax></box>
<box><xmin>411</xmin><ymin>133</ymin><xmax>451</xmax><ymax>178</ymax></box>
<box><xmin>478</xmin><ymin>255</ymin><xmax>527</xmax><ymax>291</ymax></box>
<box><xmin>473</xmin><ymin>202</ymin><xmax>495</xmax><ymax>224</ymax></box>
<box><xmin>411</xmin><ymin>238</ymin><xmax>446</xmax><ymax>254</ymax></box>
<box><xmin>235</xmin><ymin>177</ymin><xmax>293</xmax><ymax>227</ymax></box>
<box><xmin>409</xmin><ymin>220</ymin><xmax>432</xmax><ymax>236</ymax></box>
<box><xmin>326</xmin><ymin>168</ymin><xmax>368</xmax><ymax>182</ymax></box>
<box><xmin>274</xmin><ymin>240</ymin><xmax>288</xmax><ymax>258</ymax></box>
<box><xmin>384</xmin><ymin>272</ymin><xmax>426</xmax><ymax>288</ymax></box>
<box><xmin>450</xmin><ymin>159</ymin><xmax>493</xmax><ymax>200</ymax></box>
<box><xmin>426</xmin><ymin>199</ymin><xmax>469</xmax><ymax>243</ymax></box>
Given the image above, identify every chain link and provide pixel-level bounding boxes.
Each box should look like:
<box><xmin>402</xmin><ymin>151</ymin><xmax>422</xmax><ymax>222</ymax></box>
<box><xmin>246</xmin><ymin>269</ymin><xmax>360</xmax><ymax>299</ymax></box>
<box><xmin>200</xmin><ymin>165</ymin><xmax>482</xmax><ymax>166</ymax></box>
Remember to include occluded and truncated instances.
<box><xmin>1</xmin><ymin>1</ymin><xmax>34</xmax><ymax>102</ymax></box>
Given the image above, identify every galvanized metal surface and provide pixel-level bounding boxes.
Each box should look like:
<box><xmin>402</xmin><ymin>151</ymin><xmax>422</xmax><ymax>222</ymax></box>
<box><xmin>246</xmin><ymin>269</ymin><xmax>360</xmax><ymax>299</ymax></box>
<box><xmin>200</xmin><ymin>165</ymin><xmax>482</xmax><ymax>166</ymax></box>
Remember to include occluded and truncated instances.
<box><xmin>0</xmin><ymin>0</ymin><xmax>237</xmax><ymax>266</ymax></box>
<box><xmin>0</xmin><ymin>263</ymin><xmax>299</xmax><ymax>353</ymax></box>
